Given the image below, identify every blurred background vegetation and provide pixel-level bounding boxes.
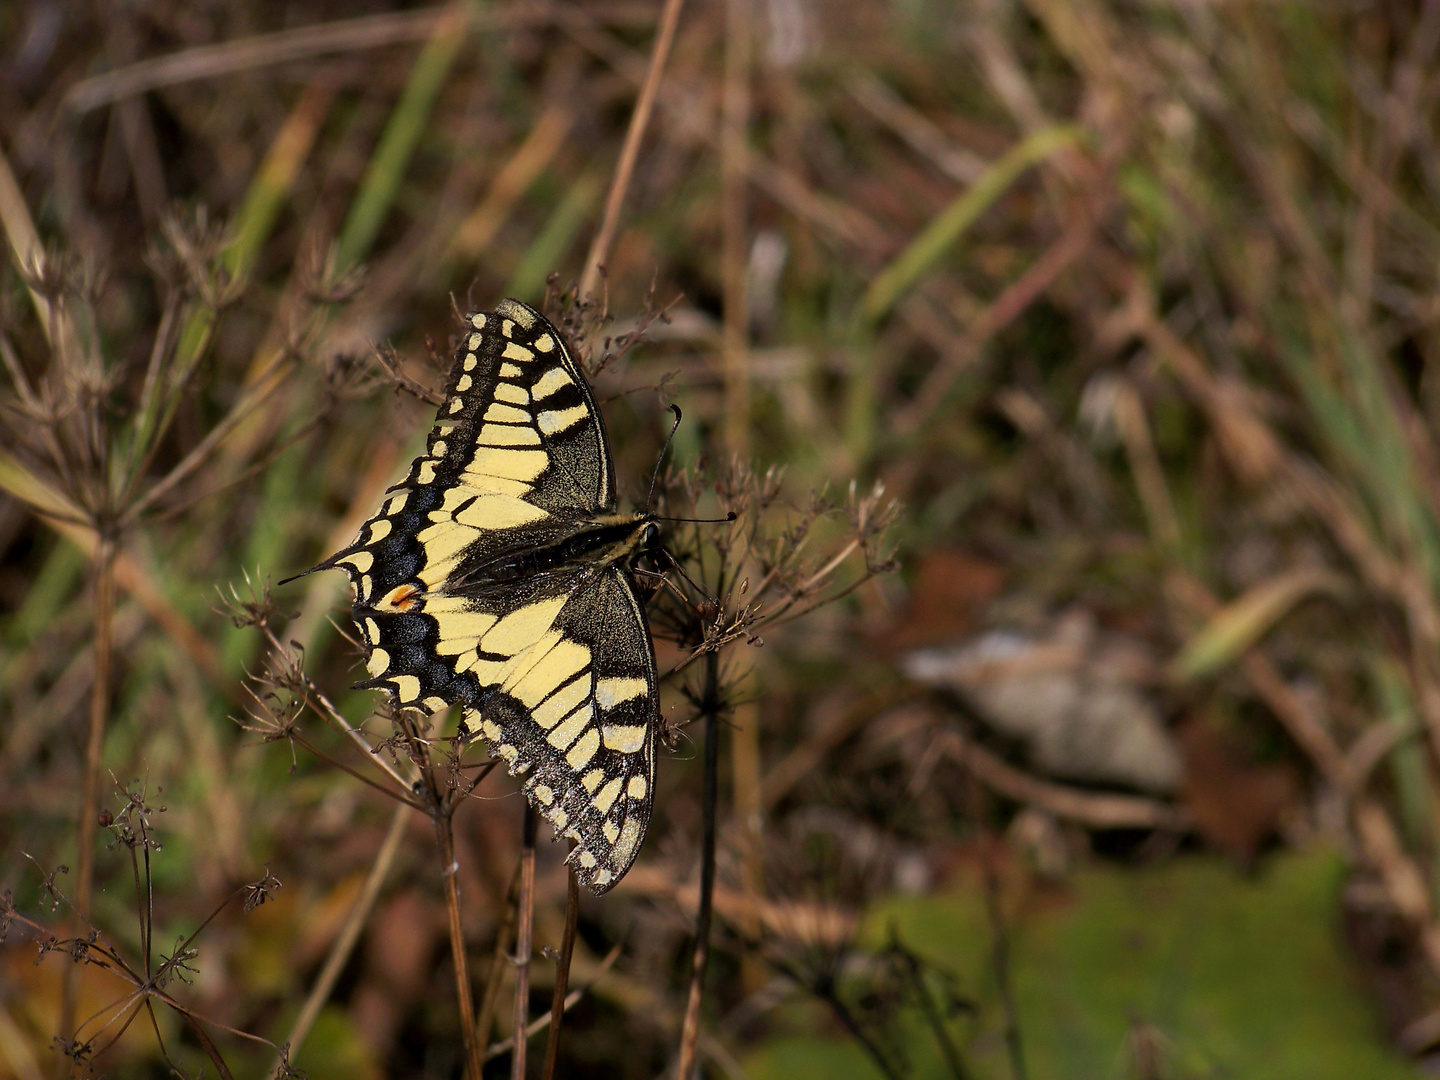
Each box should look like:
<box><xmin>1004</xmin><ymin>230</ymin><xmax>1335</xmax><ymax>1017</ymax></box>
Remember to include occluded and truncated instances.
<box><xmin>3</xmin><ymin>0</ymin><xmax>1440</xmax><ymax>1077</ymax></box>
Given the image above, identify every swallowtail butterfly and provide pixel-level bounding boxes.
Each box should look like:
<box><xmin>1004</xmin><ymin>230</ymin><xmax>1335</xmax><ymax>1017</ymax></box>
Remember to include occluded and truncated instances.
<box><xmin>301</xmin><ymin>299</ymin><xmax>660</xmax><ymax>893</ymax></box>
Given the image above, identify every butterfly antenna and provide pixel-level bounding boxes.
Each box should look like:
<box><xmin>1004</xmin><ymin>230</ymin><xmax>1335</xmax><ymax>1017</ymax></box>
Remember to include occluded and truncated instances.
<box><xmin>645</xmin><ymin>404</ymin><xmax>684</xmax><ymax>513</ymax></box>
<box><xmin>657</xmin><ymin>511</ymin><xmax>738</xmax><ymax>525</ymax></box>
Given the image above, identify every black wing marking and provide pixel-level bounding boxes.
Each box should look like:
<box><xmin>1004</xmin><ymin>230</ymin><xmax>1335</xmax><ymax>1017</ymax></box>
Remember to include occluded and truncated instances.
<box><xmin>459</xmin><ymin>566</ymin><xmax>657</xmax><ymax>893</ymax></box>
<box><xmin>310</xmin><ymin>299</ymin><xmax>613</xmax><ymax>707</ymax></box>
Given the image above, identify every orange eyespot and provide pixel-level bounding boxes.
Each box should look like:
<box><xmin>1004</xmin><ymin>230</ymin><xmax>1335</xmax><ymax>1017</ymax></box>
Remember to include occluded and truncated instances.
<box><xmin>383</xmin><ymin>583</ymin><xmax>422</xmax><ymax>611</ymax></box>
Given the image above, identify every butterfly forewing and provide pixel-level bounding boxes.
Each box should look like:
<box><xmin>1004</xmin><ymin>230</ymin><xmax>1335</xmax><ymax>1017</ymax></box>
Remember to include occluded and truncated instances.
<box><xmin>311</xmin><ymin>299</ymin><xmax>658</xmax><ymax>893</ymax></box>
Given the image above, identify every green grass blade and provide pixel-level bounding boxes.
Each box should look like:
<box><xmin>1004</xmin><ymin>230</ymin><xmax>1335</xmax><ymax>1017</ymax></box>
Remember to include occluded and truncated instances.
<box><xmin>332</xmin><ymin>3</ymin><xmax>473</xmax><ymax>275</ymax></box>
<box><xmin>858</xmin><ymin>123</ymin><xmax>1084</xmax><ymax>326</ymax></box>
<box><xmin>1171</xmin><ymin>567</ymin><xmax>1347</xmax><ymax>681</ymax></box>
<box><xmin>504</xmin><ymin>171</ymin><xmax>604</xmax><ymax>302</ymax></box>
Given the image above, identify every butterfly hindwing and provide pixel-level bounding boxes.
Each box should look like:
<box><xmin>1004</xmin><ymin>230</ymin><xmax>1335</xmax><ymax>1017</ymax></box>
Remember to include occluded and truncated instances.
<box><xmin>308</xmin><ymin>299</ymin><xmax>659</xmax><ymax>894</ymax></box>
<box><xmin>460</xmin><ymin>566</ymin><xmax>657</xmax><ymax>891</ymax></box>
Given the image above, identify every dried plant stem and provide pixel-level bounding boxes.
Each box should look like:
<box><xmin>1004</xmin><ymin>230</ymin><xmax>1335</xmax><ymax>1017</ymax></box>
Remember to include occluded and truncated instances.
<box><xmin>578</xmin><ymin>0</ymin><xmax>686</xmax><ymax>300</ymax></box>
<box><xmin>437</xmin><ymin>813</ymin><xmax>483</xmax><ymax>1080</ymax></box>
<box><xmin>540</xmin><ymin>867</ymin><xmax>580</xmax><ymax>1080</ymax></box>
<box><xmin>721</xmin><ymin>0</ymin><xmax>751</xmax><ymax>458</ymax></box>
<box><xmin>484</xmin><ymin>940</ymin><xmax>624</xmax><ymax>1060</ymax></box>
<box><xmin>720</xmin><ymin>0</ymin><xmax>764</xmax><ymax>998</ymax></box>
<box><xmin>475</xmin><ymin>861</ymin><xmax>522</xmax><ymax>1049</ymax></box>
<box><xmin>270</xmin><ymin>802</ymin><xmax>409</xmax><ymax>1078</ymax></box>
<box><xmin>676</xmin><ymin>650</ymin><xmax>722</xmax><ymax>1080</ymax></box>
<box><xmin>61</xmin><ymin>536</ymin><xmax>116</xmax><ymax>1063</ymax></box>
<box><xmin>511</xmin><ymin>808</ymin><xmax>538</xmax><ymax>1080</ymax></box>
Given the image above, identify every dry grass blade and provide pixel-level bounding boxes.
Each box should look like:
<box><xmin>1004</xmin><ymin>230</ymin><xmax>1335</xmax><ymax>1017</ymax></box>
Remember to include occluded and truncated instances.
<box><xmin>510</xmin><ymin>808</ymin><xmax>537</xmax><ymax>1080</ymax></box>
<box><xmin>540</xmin><ymin>868</ymin><xmax>580</xmax><ymax>1080</ymax></box>
<box><xmin>268</xmin><ymin>803</ymin><xmax>410</xmax><ymax>1078</ymax></box>
<box><xmin>578</xmin><ymin>0</ymin><xmax>687</xmax><ymax>300</ymax></box>
<box><xmin>675</xmin><ymin>652</ymin><xmax>722</xmax><ymax>1080</ymax></box>
<box><xmin>64</xmin><ymin>7</ymin><xmax>457</xmax><ymax>113</ymax></box>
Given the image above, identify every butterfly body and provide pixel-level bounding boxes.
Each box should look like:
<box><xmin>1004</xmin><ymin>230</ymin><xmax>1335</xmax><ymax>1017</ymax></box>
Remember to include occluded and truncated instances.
<box><xmin>306</xmin><ymin>299</ymin><xmax>660</xmax><ymax>893</ymax></box>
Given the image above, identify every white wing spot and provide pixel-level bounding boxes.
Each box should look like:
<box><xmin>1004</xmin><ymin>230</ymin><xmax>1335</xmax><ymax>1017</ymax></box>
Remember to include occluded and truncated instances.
<box><xmin>502</xmin><ymin>319</ymin><xmax>515</xmax><ymax>338</ymax></box>
<box><xmin>499</xmin><ymin>363</ymin><xmax>522</xmax><ymax>377</ymax></box>
<box><xmin>566</xmin><ymin>729</ymin><xmax>601</xmax><ymax>769</ymax></box>
<box><xmin>364</xmin><ymin>617</ymin><xmax>380</xmax><ymax>643</ymax></box>
<box><xmin>627</xmin><ymin>776</ymin><xmax>647</xmax><ymax>800</ymax></box>
<box><xmin>594</xmin><ymin>777</ymin><xmax>623</xmax><ymax>814</ymax></box>
<box><xmin>533</xmin><ymin>784</ymin><xmax>554</xmax><ymax>805</ymax></box>
<box><xmin>464</xmin><ymin>352</ymin><xmax>478</xmax><ymax>371</ymax></box>
<box><xmin>602</xmin><ymin>724</ymin><xmax>647</xmax><ymax>753</ymax></box>
<box><xmin>613</xmin><ymin>818</ymin><xmax>644</xmax><ymax>867</ymax></box>
<box><xmin>551</xmin><ymin>808</ymin><xmax>568</xmax><ymax>830</ymax></box>
<box><xmin>503</xmin><ymin>342</ymin><xmax>534</xmax><ymax>362</ymax></box>
<box><xmin>423</xmin><ymin>695</ymin><xmax>448</xmax><ymax>711</ymax></box>
<box><xmin>468</xmin><ymin>332</ymin><xmax>482</xmax><ymax>350</ymax></box>
<box><xmin>367</xmin><ymin>647</ymin><xmax>390</xmax><ymax>676</ymax></box>
<box><xmin>456</xmin><ymin>374</ymin><xmax>472</xmax><ymax>392</ymax></box>
<box><xmin>538</xmin><ymin>405</ymin><xmax>589</xmax><ymax>435</ymax></box>
<box><xmin>367</xmin><ymin>518</ymin><xmax>392</xmax><ymax>542</ymax></box>
<box><xmin>577</xmin><ymin>850</ymin><xmax>597</xmax><ymax>869</ymax></box>
<box><xmin>497</xmin><ymin>300</ymin><xmax>536</xmax><ymax>328</ymax></box>
<box><xmin>581</xmin><ymin>768</ymin><xmax>604</xmax><ymax>792</ymax></box>
<box><xmin>602</xmin><ymin>819</ymin><xmax>620</xmax><ymax>843</ymax></box>
<box><xmin>511</xmin><ymin>641</ymin><xmax>590</xmax><ymax>708</ymax></box>
<box><xmin>448</xmin><ymin>398</ymin><xmax>464</xmax><ymax>414</ymax></box>
<box><xmin>531</xmin><ymin>367</ymin><xmax>573</xmax><ymax>400</ymax></box>
<box><xmin>470</xmin><ymin>313</ymin><xmax>487</xmax><ymax>329</ymax></box>
<box><xmin>546</xmin><ymin>706</ymin><xmax>592</xmax><ymax>751</ymax></box>
<box><xmin>417</xmin><ymin>460</ymin><xmax>437</xmax><ymax>484</ymax></box>
<box><xmin>596</xmin><ymin>677</ymin><xmax>649</xmax><ymax>710</ymax></box>
<box><xmin>385</xmin><ymin>491</ymin><xmax>408</xmax><ymax>514</ymax></box>
<box><xmin>532</xmin><ymin>676</ymin><xmax>591</xmax><ymax>729</ymax></box>
<box><xmin>535</xmin><ymin>333</ymin><xmax>555</xmax><ymax>353</ymax></box>
<box><xmin>392</xmin><ymin>675</ymin><xmax>421</xmax><ymax>703</ymax></box>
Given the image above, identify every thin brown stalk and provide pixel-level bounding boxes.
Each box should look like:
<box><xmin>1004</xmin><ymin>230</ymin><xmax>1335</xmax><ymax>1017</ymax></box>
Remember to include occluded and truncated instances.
<box><xmin>721</xmin><ymin>0</ymin><xmax>752</xmax><ymax>458</ymax></box>
<box><xmin>540</xmin><ymin>867</ymin><xmax>580</xmax><ymax>1080</ymax></box>
<box><xmin>676</xmin><ymin>650</ymin><xmax>722</xmax><ymax>1080</ymax></box>
<box><xmin>721</xmin><ymin>0</ymin><xmax>765</xmax><ymax>999</ymax></box>
<box><xmin>511</xmin><ymin>808</ymin><xmax>537</xmax><ymax>1080</ymax></box>
<box><xmin>485</xmin><ymin>941</ymin><xmax>624</xmax><ymax>1061</ymax></box>
<box><xmin>65</xmin><ymin>7</ymin><xmax>455</xmax><ymax>113</ymax></box>
<box><xmin>269</xmin><ymin>802</ymin><xmax>410</xmax><ymax>1079</ymax></box>
<box><xmin>578</xmin><ymin>0</ymin><xmax>687</xmax><ymax>300</ymax></box>
<box><xmin>437</xmin><ymin>812</ymin><xmax>483</xmax><ymax>1080</ymax></box>
<box><xmin>61</xmin><ymin>537</ymin><xmax>116</xmax><ymax>1065</ymax></box>
<box><xmin>476</xmin><ymin>861</ymin><xmax>523</xmax><ymax>1050</ymax></box>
